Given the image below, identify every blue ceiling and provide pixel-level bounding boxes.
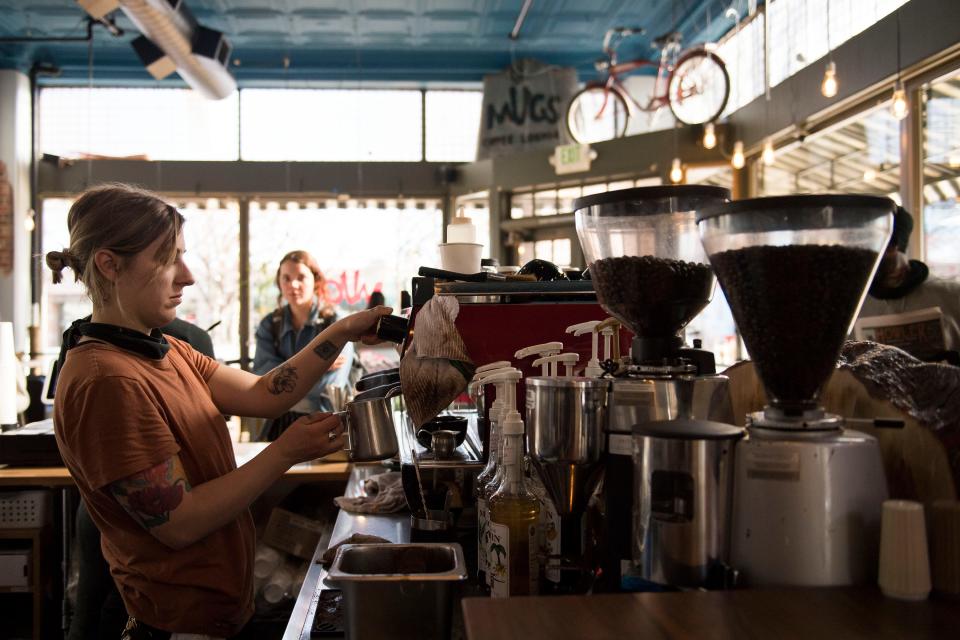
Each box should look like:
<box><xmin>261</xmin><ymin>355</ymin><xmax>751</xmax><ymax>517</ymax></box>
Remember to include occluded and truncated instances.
<box><xmin>0</xmin><ymin>1</ymin><xmax>743</xmax><ymax>86</ymax></box>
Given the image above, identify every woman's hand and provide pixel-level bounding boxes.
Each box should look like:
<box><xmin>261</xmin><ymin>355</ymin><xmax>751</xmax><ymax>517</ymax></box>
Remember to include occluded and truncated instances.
<box><xmin>340</xmin><ymin>305</ymin><xmax>393</xmax><ymax>345</ymax></box>
<box><xmin>275</xmin><ymin>412</ymin><xmax>345</xmax><ymax>465</ymax></box>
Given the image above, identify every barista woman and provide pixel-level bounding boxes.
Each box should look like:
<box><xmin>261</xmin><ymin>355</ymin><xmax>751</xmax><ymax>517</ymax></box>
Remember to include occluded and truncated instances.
<box><xmin>253</xmin><ymin>250</ymin><xmax>356</xmax><ymax>440</ymax></box>
<box><xmin>46</xmin><ymin>184</ymin><xmax>389</xmax><ymax>639</ymax></box>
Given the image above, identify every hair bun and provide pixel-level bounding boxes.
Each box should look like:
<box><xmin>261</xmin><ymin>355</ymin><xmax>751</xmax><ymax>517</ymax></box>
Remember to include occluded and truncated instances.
<box><xmin>45</xmin><ymin>249</ymin><xmax>74</xmax><ymax>285</ymax></box>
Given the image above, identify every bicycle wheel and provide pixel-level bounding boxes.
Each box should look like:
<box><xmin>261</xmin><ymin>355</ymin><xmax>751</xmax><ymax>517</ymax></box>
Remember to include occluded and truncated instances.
<box><xmin>667</xmin><ymin>49</ymin><xmax>730</xmax><ymax>126</ymax></box>
<box><xmin>566</xmin><ymin>85</ymin><xmax>629</xmax><ymax>144</ymax></box>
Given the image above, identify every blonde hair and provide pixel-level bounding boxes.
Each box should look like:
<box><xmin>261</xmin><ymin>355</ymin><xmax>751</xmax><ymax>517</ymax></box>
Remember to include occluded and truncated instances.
<box><xmin>45</xmin><ymin>183</ymin><xmax>184</xmax><ymax>306</ymax></box>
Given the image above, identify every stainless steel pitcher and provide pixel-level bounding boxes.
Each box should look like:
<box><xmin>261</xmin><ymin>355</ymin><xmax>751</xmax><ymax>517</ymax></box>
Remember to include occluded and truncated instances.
<box><xmin>336</xmin><ymin>383</ymin><xmax>401</xmax><ymax>462</ymax></box>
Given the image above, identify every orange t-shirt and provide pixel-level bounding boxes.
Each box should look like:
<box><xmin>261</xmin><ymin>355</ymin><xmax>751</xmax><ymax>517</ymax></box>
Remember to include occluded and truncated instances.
<box><xmin>54</xmin><ymin>337</ymin><xmax>254</xmax><ymax>636</ymax></box>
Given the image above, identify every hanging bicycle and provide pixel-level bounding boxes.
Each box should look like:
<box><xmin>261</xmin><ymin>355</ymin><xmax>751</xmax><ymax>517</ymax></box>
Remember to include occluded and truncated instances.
<box><xmin>566</xmin><ymin>27</ymin><xmax>731</xmax><ymax>144</ymax></box>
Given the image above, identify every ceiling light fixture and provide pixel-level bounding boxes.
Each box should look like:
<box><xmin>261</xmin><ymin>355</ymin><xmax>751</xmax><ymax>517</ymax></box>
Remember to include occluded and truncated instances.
<box><xmin>890</xmin><ymin>11</ymin><xmax>908</xmax><ymax>121</ymax></box>
<box><xmin>821</xmin><ymin>61</ymin><xmax>838</xmax><ymax>98</ymax></box>
<box><xmin>821</xmin><ymin>0</ymin><xmax>838</xmax><ymax>99</ymax></box>
<box><xmin>762</xmin><ymin>139</ymin><xmax>775</xmax><ymax>166</ymax></box>
<box><xmin>670</xmin><ymin>158</ymin><xmax>684</xmax><ymax>183</ymax></box>
<box><xmin>732</xmin><ymin>141</ymin><xmax>745</xmax><ymax>169</ymax></box>
<box><xmin>703</xmin><ymin>122</ymin><xmax>717</xmax><ymax>149</ymax></box>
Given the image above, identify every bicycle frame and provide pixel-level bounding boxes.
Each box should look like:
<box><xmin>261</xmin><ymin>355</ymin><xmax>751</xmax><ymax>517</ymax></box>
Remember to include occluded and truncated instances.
<box><xmin>590</xmin><ymin>40</ymin><xmax>681</xmax><ymax>116</ymax></box>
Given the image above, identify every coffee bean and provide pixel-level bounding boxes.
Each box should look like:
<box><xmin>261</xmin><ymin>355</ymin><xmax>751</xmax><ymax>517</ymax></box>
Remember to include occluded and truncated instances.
<box><xmin>710</xmin><ymin>244</ymin><xmax>878</xmax><ymax>411</ymax></box>
<box><xmin>591</xmin><ymin>256</ymin><xmax>715</xmax><ymax>337</ymax></box>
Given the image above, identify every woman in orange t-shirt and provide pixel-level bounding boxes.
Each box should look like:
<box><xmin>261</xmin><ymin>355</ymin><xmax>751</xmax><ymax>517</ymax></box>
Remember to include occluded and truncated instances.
<box><xmin>46</xmin><ymin>184</ymin><xmax>390</xmax><ymax>640</ymax></box>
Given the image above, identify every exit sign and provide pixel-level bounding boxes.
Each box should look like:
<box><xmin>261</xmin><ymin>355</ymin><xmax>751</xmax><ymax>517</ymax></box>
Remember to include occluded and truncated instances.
<box><xmin>550</xmin><ymin>143</ymin><xmax>596</xmax><ymax>175</ymax></box>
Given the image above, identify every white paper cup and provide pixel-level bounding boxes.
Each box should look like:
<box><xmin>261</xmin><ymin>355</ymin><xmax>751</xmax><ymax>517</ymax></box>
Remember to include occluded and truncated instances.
<box><xmin>878</xmin><ymin>499</ymin><xmax>931</xmax><ymax>601</ymax></box>
<box><xmin>438</xmin><ymin>242</ymin><xmax>482</xmax><ymax>274</ymax></box>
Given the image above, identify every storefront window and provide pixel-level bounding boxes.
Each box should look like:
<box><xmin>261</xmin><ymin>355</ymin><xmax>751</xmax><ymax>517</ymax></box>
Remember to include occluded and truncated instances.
<box><xmin>923</xmin><ymin>69</ymin><xmax>960</xmax><ymax>279</ymax></box>
<box><xmin>248</xmin><ymin>201</ymin><xmax>441</xmax><ymax>349</ymax></box>
<box><xmin>40</xmin><ymin>199</ymin><xmax>91</xmax><ymax>355</ymax></box>
<box><xmin>178</xmin><ymin>201</ymin><xmax>242</xmax><ymax>362</ymax></box>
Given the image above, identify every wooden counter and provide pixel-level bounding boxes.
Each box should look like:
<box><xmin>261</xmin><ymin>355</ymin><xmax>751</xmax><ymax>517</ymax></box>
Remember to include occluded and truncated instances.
<box><xmin>0</xmin><ymin>442</ymin><xmax>351</xmax><ymax>487</ymax></box>
<box><xmin>462</xmin><ymin>588</ymin><xmax>960</xmax><ymax>640</ymax></box>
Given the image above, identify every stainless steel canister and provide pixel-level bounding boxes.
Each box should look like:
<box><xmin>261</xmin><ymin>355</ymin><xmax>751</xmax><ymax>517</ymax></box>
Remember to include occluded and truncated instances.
<box><xmin>525</xmin><ymin>377</ymin><xmax>611</xmax><ymax>517</ymax></box>
<box><xmin>633</xmin><ymin>418</ymin><xmax>743</xmax><ymax>589</ymax></box>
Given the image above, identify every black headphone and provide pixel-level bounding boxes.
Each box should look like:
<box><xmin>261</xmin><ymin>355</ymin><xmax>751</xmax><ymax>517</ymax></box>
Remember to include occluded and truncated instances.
<box><xmin>52</xmin><ymin>318</ymin><xmax>171</xmax><ymax>397</ymax></box>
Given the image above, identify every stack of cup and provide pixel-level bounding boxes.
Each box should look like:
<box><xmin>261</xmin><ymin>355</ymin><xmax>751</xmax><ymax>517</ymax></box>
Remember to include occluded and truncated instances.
<box><xmin>440</xmin><ymin>213</ymin><xmax>482</xmax><ymax>274</ymax></box>
<box><xmin>878</xmin><ymin>499</ymin><xmax>931</xmax><ymax>601</ymax></box>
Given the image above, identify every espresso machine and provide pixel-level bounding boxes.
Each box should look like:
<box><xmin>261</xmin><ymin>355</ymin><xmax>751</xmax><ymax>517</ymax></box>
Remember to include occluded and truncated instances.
<box><xmin>698</xmin><ymin>194</ymin><xmax>894</xmax><ymax>586</ymax></box>
<box><xmin>572</xmin><ymin>185</ymin><xmax>736</xmax><ymax>590</ymax></box>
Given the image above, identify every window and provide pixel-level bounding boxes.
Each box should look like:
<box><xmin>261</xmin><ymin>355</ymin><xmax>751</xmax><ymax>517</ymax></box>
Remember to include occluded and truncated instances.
<box><xmin>923</xmin><ymin>69</ymin><xmax>960</xmax><ymax>279</ymax></box>
<box><xmin>40</xmin><ymin>199</ymin><xmax>91</xmax><ymax>353</ymax></box>
<box><xmin>767</xmin><ymin>0</ymin><xmax>910</xmax><ymax>88</ymax></box>
<box><xmin>713</xmin><ymin>0</ymin><xmax>910</xmax><ymax>118</ymax></box>
<box><xmin>240</xmin><ymin>89</ymin><xmax>422</xmax><ymax>161</ymax></box>
<box><xmin>39</xmin><ymin>88</ymin><xmax>239</xmax><ymax>160</ymax></box>
<box><xmin>178</xmin><ymin>201</ymin><xmax>241</xmax><ymax>361</ymax></box>
<box><xmin>717</xmin><ymin>13</ymin><xmax>766</xmax><ymax>117</ymax></box>
<box><xmin>248</xmin><ymin>201</ymin><xmax>442</xmax><ymax>349</ymax></box>
<box><xmin>425</xmin><ymin>91</ymin><xmax>483</xmax><ymax>161</ymax></box>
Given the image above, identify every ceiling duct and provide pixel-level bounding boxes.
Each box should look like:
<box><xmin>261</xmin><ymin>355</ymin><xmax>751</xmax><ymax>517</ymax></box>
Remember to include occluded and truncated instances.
<box><xmin>77</xmin><ymin>0</ymin><xmax>236</xmax><ymax>100</ymax></box>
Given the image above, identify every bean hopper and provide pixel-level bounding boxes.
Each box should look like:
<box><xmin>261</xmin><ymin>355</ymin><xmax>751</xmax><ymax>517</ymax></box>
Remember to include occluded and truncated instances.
<box><xmin>697</xmin><ymin>194</ymin><xmax>894</xmax><ymax>586</ymax></box>
<box><xmin>570</xmin><ymin>185</ymin><xmax>736</xmax><ymax>590</ymax></box>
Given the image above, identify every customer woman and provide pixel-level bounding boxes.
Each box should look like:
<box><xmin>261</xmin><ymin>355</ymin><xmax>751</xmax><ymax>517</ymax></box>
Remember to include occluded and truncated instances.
<box><xmin>253</xmin><ymin>250</ymin><xmax>356</xmax><ymax>440</ymax></box>
<box><xmin>46</xmin><ymin>184</ymin><xmax>389</xmax><ymax>639</ymax></box>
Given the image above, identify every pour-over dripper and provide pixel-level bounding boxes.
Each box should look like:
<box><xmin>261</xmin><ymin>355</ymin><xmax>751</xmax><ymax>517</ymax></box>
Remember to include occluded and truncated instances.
<box><xmin>574</xmin><ymin>186</ymin><xmax>730</xmax><ymax>363</ymax></box>
<box><xmin>698</xmin><ymin>194</ymin><xmax>894</xmax><ymax>420</ymax></box>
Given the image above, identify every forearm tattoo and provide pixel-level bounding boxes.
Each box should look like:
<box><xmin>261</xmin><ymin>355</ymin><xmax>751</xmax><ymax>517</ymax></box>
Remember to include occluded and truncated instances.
<box><xmin>109</xmin><ymin>458</ymin><xmax>191</xmax><ymax>529</ymax></box>
<box><xmin>269</xmin><ymin>364</ymin><xmax>298</xmax><ymax>394</ymax></box>
<box><xmin>313</xmin><ymin>340</ymin><xmax>339</xmax><ymax>361</ymax></box>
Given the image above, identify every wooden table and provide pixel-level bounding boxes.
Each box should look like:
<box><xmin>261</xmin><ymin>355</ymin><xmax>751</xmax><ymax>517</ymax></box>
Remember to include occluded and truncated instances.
<box><xmin>0</xmin><ymin>442</ymin><xmax>350</xmax><ymax>487</ymax></box>
<box><xmin>462</xmin><ymin>588</ymin><xmax>960</xmax><ymax>640</ymax></box>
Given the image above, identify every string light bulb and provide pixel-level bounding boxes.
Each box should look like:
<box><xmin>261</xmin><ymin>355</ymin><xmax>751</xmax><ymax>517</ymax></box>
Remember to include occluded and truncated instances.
<box><xmin>24</xmin><ymin>210</ymin><xmax>35</xmax><ymax>232</ymax></box>
<box><xmin>702</xmin><ymin>122</ymin><xmax>717</xmax><ymax>149</ymax></box>
<box><xmin>890</xmin><ymin>80</ymin><xmax>908</xmax><ymax>120</ymax></box>
<box><xmin>670</xmin><ymin>158</ymin><xmax>684</xmax><ymax>183</ymax></box>
<box><xmin>821</xmin><ymin>61</ymin><xmax>838</xmax><ymax>98</ymax></box>
<box><xmin>732</xmin><ymin>141</ymin><xmax>745</xmax><ymax>169</ymax></box>
<box><xmin>762</xmin><ymin>139</ymin><xmax>775</xmax><ymax>166</ymax></box>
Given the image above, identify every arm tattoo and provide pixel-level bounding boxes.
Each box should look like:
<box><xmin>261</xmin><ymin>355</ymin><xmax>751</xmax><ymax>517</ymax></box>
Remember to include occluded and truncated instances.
<box><xmin>109</xmin><ymin>458</ymin><xmax>191</xmax><ymax>529</ymax></box>
<box><xmin>269</xmin><ymin>363</ymin><xmax>298</xmax><ymax>394</ymax></box>
<box><xmin>313</xmin><ymin>340</ymin><xmax>339</xmax><ymax>361</ymax></box>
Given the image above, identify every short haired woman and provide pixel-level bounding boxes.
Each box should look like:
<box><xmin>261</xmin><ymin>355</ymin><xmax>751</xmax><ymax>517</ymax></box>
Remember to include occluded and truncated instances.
<box><xmin>46</xmin><ymin>184</ymin><xmax>388</xmax><ymax>639</ymax></box>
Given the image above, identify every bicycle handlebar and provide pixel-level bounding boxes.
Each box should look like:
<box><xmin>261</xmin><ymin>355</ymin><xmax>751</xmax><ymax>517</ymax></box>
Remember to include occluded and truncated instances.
<box><xmin>602</xmin><ymin>26</ymin><xmax>646</xmax><ymax>55</ymax></box>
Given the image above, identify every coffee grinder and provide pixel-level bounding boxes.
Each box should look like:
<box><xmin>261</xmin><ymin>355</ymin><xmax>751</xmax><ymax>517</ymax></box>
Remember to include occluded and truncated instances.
<box><xmin>697</xmin><ymin>194</ymin><xmax>894</xmax><ymax>586</ymax></box>
<box><xmin>572</xmin><ymin>186</ymin><xmax>735</xmax><ymax>590</ymax></box>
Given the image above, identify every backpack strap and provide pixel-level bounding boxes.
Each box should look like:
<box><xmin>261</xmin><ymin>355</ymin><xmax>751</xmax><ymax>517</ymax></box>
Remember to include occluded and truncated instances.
<box><xmin>270</xmin><ymin>307</ymin><xmax>283</xmax><ymax>353</ymax></box>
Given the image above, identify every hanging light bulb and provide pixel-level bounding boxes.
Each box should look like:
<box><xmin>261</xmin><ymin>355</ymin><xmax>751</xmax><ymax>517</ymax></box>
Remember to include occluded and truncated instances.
<box><xmin>731</xmin><ymin>141</ymin><xmax>745</xmax><ymax>169</ymax></box>
<box><xmin>24</xmin><ymin>210</ymin><xmax>35</xmax><ymax>232</ymax></box>
<box><xmin>702</xmin><ymin>122</ymin><xmax>717</xmax><ymax>149</ymax></box>
<box><xmin>821</xmin><ymin>61</ymin><xmax>838</xmax><ymax>98</ymax></box>
<box><xmin>670</xmin><ymin>158</ymin><xmax>684</xmax><ymax>183</ymax></box>
<box><xmin>890</xmin><ymin>80</ymin><xmax>908</xmax><ymax>120</ymax></box>
<box><xmin>762</xmin><ymin>139</ymin><xmax>776</xmax><ymax>166</ymax></box>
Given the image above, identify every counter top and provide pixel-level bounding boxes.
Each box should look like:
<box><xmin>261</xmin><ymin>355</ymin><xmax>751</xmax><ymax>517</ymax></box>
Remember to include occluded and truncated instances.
<box><xmin>283</xmin><ymin>464</ymin><xmax>408</xmax><ymax>640</ymax></box>
<box><xmin>462</xmin><ymin>588</ymin><xmax>960</xmax><ymax>640</ymax></box>
<box><xmin>0</xmin><ymin>442</ymin><xmax>351</xmax><ymax>487</ymax></box>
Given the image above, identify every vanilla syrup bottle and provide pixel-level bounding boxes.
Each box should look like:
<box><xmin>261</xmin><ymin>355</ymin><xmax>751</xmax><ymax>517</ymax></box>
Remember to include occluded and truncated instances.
<box><xmin>488</xmin><ymin>404</ymin><xmax>540</xmax><ymax>597</ymax></box>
